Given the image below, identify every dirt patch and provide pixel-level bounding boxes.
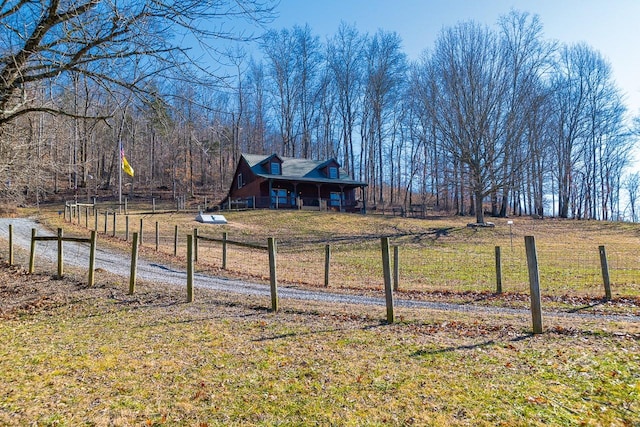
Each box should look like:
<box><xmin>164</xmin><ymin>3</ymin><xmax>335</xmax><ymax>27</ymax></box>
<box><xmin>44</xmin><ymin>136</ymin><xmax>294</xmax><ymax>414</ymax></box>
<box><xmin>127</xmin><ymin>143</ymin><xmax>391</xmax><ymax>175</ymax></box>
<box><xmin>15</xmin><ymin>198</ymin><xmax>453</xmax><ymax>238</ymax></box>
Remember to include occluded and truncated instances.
<box><xmin>0</xmin><ymin>261</ymin><xmax>88</xmax><ymax>319</ymax></box>
<box><xmin>0</xmin><ymin>259</ymin><xmax>184</xmax><ymax>320</ymax></box>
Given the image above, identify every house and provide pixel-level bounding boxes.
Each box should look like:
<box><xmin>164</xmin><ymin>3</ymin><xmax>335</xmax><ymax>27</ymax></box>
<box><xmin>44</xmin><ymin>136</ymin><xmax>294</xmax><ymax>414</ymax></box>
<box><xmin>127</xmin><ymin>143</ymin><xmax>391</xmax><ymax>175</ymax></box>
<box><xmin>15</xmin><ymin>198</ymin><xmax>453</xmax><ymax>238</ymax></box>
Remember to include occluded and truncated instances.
<box><xmin>221</xmin><ymin>153</ymin><xmax>368</xmax><ymax>213</ymax></box>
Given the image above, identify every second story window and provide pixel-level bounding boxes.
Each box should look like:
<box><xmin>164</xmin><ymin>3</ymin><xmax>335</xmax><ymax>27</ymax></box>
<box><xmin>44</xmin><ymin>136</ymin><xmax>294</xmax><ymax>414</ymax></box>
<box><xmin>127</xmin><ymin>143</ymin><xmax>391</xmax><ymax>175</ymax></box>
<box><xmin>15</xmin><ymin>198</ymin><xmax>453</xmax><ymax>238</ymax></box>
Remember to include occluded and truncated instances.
<box><xmin>237</xmin><ymin>173</ymin><xmax>243</xmax><ymax>189</ymax></box>
<box><xmin>271</xmin><ymin>162</ymin><xmax>281</xmax><ymax>175</ymax></box>
<box><xmin>329</xmin><ymin>166</ymin><xmax>338</xmax><ymax>179</ymax></box>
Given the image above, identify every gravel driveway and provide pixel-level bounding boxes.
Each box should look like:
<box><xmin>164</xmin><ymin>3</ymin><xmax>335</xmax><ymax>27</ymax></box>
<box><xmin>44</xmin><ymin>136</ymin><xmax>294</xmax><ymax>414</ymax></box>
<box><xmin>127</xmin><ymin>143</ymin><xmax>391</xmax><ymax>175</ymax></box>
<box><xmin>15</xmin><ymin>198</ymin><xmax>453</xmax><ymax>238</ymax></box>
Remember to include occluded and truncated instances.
<box><xmin>1</xmin><ymin>217</ymin><xmax>637</xmax><ymax>323</ymax></box>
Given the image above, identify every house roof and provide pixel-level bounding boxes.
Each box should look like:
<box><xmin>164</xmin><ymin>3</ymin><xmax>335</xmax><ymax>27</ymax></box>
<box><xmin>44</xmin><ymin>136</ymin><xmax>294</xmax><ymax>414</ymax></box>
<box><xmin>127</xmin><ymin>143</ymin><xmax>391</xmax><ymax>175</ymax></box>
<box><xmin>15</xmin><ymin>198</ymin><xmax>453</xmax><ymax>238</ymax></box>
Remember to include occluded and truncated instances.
<box><xmin>242</xmin><ymin>153</ymin><xmax>367</xmax><ymax>186</ymax></box>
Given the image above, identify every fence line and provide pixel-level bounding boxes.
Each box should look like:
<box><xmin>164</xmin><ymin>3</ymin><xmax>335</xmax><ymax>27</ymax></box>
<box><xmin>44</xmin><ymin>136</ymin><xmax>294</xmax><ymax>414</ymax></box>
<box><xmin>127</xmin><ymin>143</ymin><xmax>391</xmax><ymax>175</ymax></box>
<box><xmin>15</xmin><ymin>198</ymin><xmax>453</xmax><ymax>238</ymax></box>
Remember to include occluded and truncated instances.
<box><xmin>57</xmin><ymin>206</ymin><xmax>640</xmax><ymax>300</ymax></box>
<box><xmin>27</xmin><ymin>227</ymin><xmax>97</xmax><ymax>286</ymax></box>
<box><xmin>4</xmin><ymin>213</ymin><xmax>637</xmax><ymax>333</ymax></box>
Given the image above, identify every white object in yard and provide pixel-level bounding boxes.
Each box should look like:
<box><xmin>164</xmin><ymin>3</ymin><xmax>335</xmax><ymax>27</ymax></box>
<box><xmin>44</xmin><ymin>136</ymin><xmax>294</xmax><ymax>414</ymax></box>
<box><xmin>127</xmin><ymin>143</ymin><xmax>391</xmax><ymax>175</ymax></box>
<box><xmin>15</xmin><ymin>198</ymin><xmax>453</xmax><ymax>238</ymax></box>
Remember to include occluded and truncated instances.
<box><xmin>195</xmin><ymin>213</ymin><xmax>228</xmax><ymax>224</ymax></box>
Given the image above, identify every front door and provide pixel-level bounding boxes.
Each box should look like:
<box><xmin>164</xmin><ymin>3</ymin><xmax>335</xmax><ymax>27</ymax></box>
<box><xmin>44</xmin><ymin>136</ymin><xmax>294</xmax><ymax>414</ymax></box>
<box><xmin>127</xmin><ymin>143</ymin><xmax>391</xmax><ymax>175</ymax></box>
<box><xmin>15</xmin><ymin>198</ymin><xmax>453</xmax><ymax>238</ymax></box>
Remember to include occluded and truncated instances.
<box><xmin>271</xmin><ymin>189</ymin><xmax>289</xmax><ymax>208</ymax></box>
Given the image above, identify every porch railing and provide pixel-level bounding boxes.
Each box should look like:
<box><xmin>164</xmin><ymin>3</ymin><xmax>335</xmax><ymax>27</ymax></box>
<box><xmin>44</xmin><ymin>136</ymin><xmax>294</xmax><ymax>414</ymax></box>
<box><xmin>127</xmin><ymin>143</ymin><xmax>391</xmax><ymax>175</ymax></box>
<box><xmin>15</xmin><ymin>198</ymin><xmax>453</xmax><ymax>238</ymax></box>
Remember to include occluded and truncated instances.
<box><xmin>224</xmin><ymin>196</ymin><xmax>362</xmax><ymax>212</ymax></box>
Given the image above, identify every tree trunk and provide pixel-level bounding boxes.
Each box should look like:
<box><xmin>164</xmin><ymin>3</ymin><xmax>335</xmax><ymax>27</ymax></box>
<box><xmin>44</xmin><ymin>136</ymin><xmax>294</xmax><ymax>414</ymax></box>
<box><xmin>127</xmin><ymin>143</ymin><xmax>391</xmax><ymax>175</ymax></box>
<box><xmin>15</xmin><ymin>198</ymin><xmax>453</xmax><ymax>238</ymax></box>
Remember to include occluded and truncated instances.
<box><xmin>475</xmin><ymin>188</ymin><xmax>485</xmax><ymax>224</ymax></box>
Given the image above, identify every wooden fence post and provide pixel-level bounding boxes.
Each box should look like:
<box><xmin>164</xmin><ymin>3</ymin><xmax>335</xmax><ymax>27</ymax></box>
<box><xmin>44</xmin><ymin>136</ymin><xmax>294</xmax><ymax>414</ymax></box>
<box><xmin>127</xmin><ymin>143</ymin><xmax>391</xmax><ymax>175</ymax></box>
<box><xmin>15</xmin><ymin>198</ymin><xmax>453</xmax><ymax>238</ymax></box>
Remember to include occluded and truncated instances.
<box><xmin>268</xmin><ymin>237</ymin><xmax>278</xmax><ymax>312</ymax></box>
<box><xmin>129</xmin><ymin>232</ymin><xmax>139</xmax><ymax>295</ymax></box>
<box><xmin>524</xmin><ymin>236</ymin><xmax>543</xmax><ymax>334</ymax></box>
<box><xmin>222</xmin><ymin>232</ymin><xmax>228</xmax><ymax>269</ymax></box>
<box><xmin>155</xmin><ymin>221</ymin><xmax>159</xmax><ymax>251</ymax></box>
<box><xmin>125</xmin><ymin>216</ymin><xmax>129</xmax><ymax>241</ymax></box>
<box><xmin>85</xmin><ymin>207</ymin><xmax>89</xmax><ymax>228</ymax></box>
<box><xmin>187</xmin><ymin>234</ymin><xmax>194</xmax><ymax>302</ymax></box>
<box><xmin>495</xmin><ymin>246</ymin><xmax>503</xmax><ymax>294</ymax></box>
<box><xmin>139</xmin><ymin>218</ymin><xmax>144</xmax><ymax>245</ymax></box>
<box><xmin>598</xmin><ymin>245</ymin><xmax>612</xmax><ymax>300</ymax></box>
<box><xmin>324</xmin><ymin>244</ymin><xmax>331</xmax><ymax>287</ymax></box>
<box><xmin>8</xmin><ymin>224</ymin><xmax>13</xmax><ymax>266</ymax></box>
<box><xmin>88</xmin><ymin>231</ymin><xmax>97</xmax><ymax>286</ymax></box>
<box><xmin>174</xmin><ymin>225</ymin><xmax>178</xmax><ymax>256</ymax></box>
<box><xmin>112</xmin><ymin>212</ymin><xmax>117</xmax><ymax>237</ymax></box>
<box><xmin>29</xmin><ymin>228</ymin><xmax>36</xmax><ymax>273</ymax></box>
<box><xmin>57</xmin><ymin>228</ymin><xmax>64</xmax><ymax>278</ymax></box>
<box><xmin>103</xmin><ymin>211</ymin><xmax>108</xmax><ymax>234</ymax></box>
<box><xmin>194</xmin><ymin>228</ymin><xmax>199</xmax><ymax>263</ymax></box>
<box><xmin>152</xmin><ymin>197</ymin><xmax>156</xmax><ymax>213</ymax></box>
<box><xmin>393</xmin><ymin>245</ymin><xmax>400</xmax><ymax>291</ymax></box>
<box><xmin>94</xmin><ymin>210</ymin><xmax>98</xmax><ymax>232</ymax></box>
<box><xmin>381</xmin><ymin>237</ymin><xmax>395</xmax><ymax>324</ymax></box>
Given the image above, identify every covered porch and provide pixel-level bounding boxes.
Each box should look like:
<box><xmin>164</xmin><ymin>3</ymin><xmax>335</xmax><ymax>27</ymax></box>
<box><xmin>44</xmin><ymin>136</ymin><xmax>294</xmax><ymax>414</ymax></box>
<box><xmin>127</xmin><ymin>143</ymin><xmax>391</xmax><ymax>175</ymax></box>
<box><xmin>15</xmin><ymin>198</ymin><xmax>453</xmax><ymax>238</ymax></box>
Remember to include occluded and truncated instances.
<box><xmin>236</xmin><ymin>178</ymin><xmax>367</xmax><ymax>213</ymax></box>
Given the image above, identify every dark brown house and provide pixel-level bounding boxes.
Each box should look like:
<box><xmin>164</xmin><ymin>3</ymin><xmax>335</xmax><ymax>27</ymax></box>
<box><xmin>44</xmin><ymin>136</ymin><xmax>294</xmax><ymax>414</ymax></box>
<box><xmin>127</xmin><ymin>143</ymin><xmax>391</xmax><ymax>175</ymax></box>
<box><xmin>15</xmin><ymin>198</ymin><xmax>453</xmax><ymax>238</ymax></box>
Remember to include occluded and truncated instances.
<box><xmin>221</xmin><ymin>153</ymin><xmax>368</xmax><ymax>212</ymax></box>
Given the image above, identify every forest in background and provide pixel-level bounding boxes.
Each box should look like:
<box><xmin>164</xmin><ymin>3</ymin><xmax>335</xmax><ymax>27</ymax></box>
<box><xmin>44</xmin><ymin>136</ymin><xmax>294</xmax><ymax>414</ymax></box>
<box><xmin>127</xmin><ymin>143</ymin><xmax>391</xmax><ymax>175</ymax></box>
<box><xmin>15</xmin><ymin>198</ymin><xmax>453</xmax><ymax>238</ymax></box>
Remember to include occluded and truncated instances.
<box><xmin>1</xmin><ymin>1</ymin><xmax>639</xmax><ymax>223</ymax></box>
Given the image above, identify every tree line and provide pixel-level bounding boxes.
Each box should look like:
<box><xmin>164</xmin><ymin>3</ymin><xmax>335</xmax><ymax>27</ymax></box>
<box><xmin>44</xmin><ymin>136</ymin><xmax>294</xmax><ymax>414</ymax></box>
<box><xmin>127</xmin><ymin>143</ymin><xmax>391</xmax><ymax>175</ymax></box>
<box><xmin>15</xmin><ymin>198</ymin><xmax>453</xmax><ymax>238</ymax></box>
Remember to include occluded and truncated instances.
<box><xmin>1</xmin><ymin>3</ymin><xmax>638</xmax><ymax>222</ymax></box>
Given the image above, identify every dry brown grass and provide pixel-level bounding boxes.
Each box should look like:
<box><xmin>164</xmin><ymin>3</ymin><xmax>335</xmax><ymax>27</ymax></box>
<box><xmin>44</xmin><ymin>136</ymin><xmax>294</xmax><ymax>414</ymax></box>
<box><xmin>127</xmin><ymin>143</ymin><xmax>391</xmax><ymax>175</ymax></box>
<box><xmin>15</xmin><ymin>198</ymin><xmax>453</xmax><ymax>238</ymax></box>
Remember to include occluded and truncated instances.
<box><xmin>0</xmin><ymin>257</ymin><xmax>638</xmax><ymax>426</ymax></box>
<box><xmin>28</xmin><ymin>205</ymin><xmax>640</xmax><ymax>316</ymax></box>
<box><xmin>0</xmin><ymin>203</ymin><xmax>18</xmax><ymax>217</ymax></box>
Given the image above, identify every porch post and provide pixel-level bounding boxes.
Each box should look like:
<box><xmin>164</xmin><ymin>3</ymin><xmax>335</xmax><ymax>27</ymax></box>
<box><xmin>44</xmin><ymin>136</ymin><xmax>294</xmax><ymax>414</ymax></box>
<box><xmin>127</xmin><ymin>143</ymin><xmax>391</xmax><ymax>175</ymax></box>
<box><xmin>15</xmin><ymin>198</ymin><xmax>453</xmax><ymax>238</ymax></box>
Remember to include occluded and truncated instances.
<box><xmin>268</xmin><ymin>179</ymin><xmax>273</xmax><ymax>209</ymax></box>
<box><xmin>317</xmin><ymin>184</ymin><xmax>322</xmax><ymax>210</ymax></box>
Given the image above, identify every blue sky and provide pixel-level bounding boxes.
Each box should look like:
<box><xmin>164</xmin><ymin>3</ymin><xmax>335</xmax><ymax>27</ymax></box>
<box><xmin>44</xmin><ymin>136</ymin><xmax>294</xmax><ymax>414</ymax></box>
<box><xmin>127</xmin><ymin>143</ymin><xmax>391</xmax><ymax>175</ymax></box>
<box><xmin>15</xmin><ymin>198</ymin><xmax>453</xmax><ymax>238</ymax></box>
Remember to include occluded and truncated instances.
<box><xmin>269</xmin><ymin>0</ymin><xmax>640</xmax><ymax>116</ymax></box>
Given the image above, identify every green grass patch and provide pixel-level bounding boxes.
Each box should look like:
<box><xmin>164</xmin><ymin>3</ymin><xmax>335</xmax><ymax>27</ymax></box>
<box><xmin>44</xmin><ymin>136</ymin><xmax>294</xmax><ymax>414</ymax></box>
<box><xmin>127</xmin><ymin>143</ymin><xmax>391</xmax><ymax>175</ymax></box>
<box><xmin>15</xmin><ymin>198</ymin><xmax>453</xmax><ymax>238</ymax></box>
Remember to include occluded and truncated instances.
<box><xmin>0</xmin><ymin>266</ymin><xmax>638</xmax><ymax>426</ymax></box>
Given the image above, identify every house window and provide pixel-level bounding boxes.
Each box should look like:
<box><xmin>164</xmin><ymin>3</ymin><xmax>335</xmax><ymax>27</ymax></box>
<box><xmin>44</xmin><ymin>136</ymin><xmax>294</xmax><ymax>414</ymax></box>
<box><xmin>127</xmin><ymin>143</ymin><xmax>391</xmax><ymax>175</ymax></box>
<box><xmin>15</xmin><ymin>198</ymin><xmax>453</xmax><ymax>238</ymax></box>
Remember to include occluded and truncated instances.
<box><xmin>330</xmin><ymin>192</ymin><xmax>342</xmax><ymax>207</ymax></box>
<box><xmin>328</xmin><ymin>166</ymin><xmax>338</xmax><ymax>179</ymax></box>
<box><xmin>237</xmin><ymin>173</ymin><xmax>243</xmax><ymax>189</ymax></box>
<box><xmin>271</xmin><ymin>162</ymin><xmax>281</xmax><ymax>175</ymax></box>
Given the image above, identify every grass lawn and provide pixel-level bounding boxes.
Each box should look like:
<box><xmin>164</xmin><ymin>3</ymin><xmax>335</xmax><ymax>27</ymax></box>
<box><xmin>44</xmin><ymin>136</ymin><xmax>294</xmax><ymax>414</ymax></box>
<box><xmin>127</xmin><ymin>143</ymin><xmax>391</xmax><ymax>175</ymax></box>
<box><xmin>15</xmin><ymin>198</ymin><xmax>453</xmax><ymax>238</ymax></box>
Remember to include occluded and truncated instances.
<box><xmin>0</xmin><ymin>262</ymin><xmax>638</xmax><ymax>426</ymax></box>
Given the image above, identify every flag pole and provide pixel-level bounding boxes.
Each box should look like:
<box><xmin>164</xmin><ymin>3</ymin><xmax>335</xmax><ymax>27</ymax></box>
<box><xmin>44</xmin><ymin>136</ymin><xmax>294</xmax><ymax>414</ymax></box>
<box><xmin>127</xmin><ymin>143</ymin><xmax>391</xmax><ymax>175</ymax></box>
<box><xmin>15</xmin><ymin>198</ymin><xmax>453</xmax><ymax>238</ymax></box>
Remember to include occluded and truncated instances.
<box><xmin>119</xmin><ymin>140</ymin><xmax>122</xmax><ymax>214</ymax></box>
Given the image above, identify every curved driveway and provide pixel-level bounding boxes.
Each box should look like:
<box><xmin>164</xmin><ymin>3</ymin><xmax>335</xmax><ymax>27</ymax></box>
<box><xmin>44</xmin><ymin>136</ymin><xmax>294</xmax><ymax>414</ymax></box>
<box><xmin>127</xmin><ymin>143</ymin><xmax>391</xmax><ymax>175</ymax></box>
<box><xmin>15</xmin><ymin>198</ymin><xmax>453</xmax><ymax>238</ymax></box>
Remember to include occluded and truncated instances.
<box><xmin>0</xmin><ymin>218</ymin><xmax>637</xmax><ymax>323</ymax></box>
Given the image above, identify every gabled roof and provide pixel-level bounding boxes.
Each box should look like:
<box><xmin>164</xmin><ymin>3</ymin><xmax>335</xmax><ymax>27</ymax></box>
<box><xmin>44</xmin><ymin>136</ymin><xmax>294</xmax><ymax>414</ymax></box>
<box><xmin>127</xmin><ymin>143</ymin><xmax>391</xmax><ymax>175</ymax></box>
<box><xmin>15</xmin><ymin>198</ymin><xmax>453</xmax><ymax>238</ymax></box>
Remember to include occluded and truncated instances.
<box><xmin>242</xmin><ymin>153</ymin><xmax>367</xmax><ymax>186</ymax></box>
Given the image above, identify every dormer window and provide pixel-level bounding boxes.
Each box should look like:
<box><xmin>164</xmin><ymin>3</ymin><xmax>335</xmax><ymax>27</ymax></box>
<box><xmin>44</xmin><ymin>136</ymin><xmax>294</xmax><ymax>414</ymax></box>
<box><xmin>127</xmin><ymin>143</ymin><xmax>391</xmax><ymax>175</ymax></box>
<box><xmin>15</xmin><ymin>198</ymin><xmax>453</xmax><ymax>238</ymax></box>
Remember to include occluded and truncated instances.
<box><xmin>271</xmin><ymin>162</ymin><xmax>281</xmax><ymax>175</ymax></box>
<box><xmin>328</xmin><ymin>166</ymin><xmax>338</xmax><ymax>179</ymax></box>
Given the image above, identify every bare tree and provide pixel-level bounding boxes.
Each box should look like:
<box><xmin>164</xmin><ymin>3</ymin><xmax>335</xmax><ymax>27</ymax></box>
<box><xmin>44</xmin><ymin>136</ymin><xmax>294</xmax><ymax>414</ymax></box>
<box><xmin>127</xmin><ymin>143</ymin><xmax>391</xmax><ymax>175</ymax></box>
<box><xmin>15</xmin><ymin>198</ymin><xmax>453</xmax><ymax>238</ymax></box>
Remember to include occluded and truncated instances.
<box><xmin>262</xmin><ymin>28</ymin><xmax>298</xmax><ymax>156</ymax></box>
<box><xmin>315</xmin><ymin>63</ymin><xmax>339</xmax><ymax>160</ymax></box>
<box><xmin>625</xmin><ymin>172</ymin><xmax>640</xmax><ymax>222</ymax></box>
<box><xmin>327</xmin><ymin>22</ymin><xmax>365</xmax><ymax>175</ymax></box>
<box><xmin>425</xmin><ymin>22</ymin><xmax>514</xmax><ymax>224</ymax></box>
<box><xmin>0</xmin><ymin>0</ymin><xmax>276</xmax><ymax>125</ymax></box>
<box><xmin>495</xmin><ymin>11</ymin><xmax>553</xmax><ymax>217</ymax></box>
<box><xmin>293</xmin><ymin>24</ymin><xmax>323</xmax><ymax>158</ymax></box>
<box><xmin>549</xmin><ymin>43</ymin><xmax>627</xmax><ymax>218</ymax></box>
<box><xmin>262</xmin><ymin>25</ymin><xmax>324</xmax><ymax>158</ymax></box>
<box><xmin>0</xmin><ymin>0</ymin><xmax>275</xmax><ymax>202</ymax></box>
<box><xmin>362</xmin><ymin>29</ymin><xmax>407</xmax><ymax>205</ymax></box>
<box><xmin>242</xmin><ymin>59</ymin><xmax>268</xmax><ymax>154</ymax></box>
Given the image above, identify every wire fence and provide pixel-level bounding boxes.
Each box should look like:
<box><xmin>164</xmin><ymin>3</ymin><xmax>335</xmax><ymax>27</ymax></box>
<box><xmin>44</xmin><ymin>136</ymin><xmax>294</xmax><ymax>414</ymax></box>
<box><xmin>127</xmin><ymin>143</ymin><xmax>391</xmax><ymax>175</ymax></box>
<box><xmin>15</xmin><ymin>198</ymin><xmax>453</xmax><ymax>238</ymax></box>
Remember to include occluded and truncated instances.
<box><xmin>47</xmin><ymin>204</ymin><xmax>640</xmax><ymax>299</ymax></box>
